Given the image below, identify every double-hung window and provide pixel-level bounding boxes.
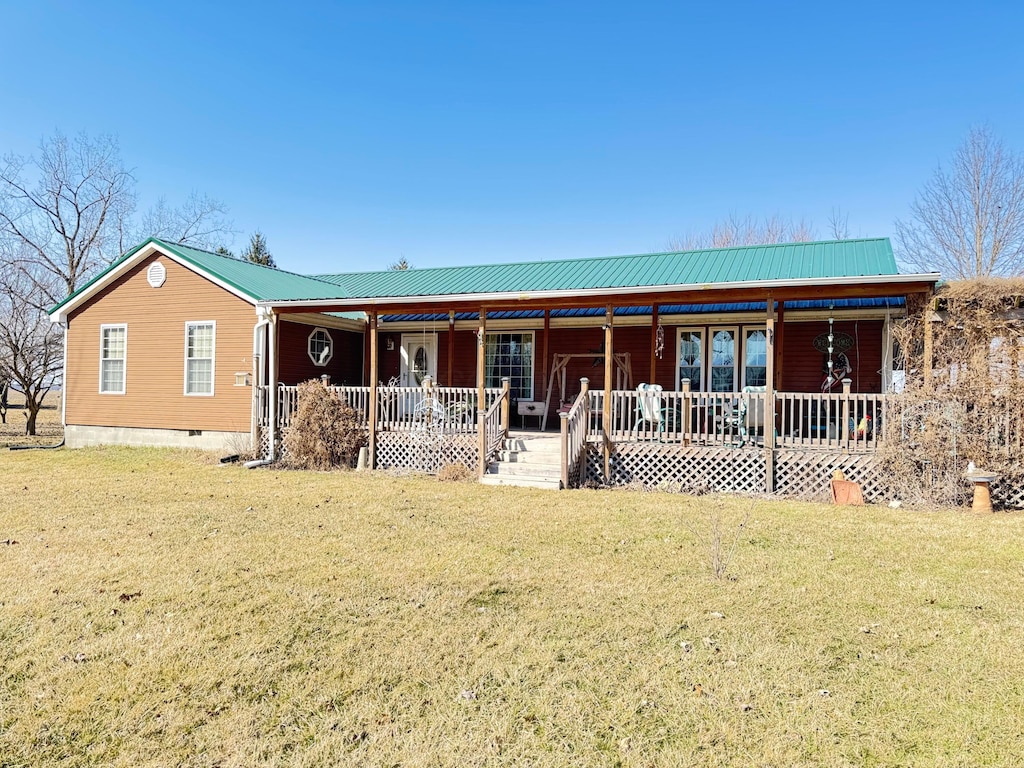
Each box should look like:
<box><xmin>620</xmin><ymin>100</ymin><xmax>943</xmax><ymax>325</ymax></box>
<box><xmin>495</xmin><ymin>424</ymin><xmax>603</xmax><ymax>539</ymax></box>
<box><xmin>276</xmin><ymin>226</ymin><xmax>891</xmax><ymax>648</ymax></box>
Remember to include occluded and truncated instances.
<box><xmin>185</xmin><ymin>321</ymin><xmax>216</xmax><ymax>396</ymax></box>
<box><xmin>99</xmin><ymin>324</ymin><xmax>127</xmax><ymax>394</ymax></box>
<box><xmin>485</xmin><ymin>332</ymin><xmax>534</xmax><ymax>401</ymax></box>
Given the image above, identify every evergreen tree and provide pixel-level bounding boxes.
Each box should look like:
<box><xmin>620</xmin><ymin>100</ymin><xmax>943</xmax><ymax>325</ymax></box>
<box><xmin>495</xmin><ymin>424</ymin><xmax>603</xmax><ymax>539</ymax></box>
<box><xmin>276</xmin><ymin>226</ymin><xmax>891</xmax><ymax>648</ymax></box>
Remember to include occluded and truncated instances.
<box><xmin>241</xmin><ymin>231</ymin><xmax>275</xmax><ymax>268</ymax></box>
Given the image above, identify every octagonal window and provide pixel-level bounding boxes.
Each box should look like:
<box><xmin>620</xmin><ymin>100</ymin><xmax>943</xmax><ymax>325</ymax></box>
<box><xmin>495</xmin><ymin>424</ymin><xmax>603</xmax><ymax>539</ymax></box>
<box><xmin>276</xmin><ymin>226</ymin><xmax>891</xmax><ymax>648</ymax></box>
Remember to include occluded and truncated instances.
<box><xmin>308</xmin><ymin>327</ymin><xmax>333</xmax><ymax>366</ymax></box>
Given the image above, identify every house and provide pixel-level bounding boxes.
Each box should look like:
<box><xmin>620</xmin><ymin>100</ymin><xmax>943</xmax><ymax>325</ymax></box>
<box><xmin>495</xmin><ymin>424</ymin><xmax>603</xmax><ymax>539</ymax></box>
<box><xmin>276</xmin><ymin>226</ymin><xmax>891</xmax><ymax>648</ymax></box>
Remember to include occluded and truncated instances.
<box><xmin>49</xmin><ymin>237</ymin><xmax>939</xmax><ymax>496</ymax></box>
<box><xmin>48</xmin><ymin>239</ymin><xmax>365</xmax><ymax>451</ymax></box>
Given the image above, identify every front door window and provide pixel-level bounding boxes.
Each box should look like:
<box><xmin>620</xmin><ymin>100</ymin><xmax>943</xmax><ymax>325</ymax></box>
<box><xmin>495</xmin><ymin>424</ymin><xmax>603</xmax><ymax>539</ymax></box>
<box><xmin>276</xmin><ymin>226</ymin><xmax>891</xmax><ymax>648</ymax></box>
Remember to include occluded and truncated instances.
<box><xmin>412</xmin><ymin>345</ymin><xmax>428</xmax><ymax>384</ymax></box>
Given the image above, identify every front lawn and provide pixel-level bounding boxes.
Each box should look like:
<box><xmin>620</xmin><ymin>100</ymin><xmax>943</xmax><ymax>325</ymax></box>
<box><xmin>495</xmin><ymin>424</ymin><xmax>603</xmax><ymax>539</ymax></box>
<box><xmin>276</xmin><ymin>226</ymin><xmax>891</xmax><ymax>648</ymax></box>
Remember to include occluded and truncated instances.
<box><xmin>2</xmin><ymin>447</ymin><xmax>1022</xmax><ymax>766</ymax></box>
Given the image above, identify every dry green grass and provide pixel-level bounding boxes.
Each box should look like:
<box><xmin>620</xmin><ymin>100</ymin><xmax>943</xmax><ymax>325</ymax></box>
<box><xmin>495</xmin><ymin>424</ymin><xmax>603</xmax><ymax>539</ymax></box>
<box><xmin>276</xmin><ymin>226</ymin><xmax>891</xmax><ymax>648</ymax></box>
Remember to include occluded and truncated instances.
<box><xmin>1</xmin><ymin>389</ymin><xmax>63</xmax><ymax>448</ymax></box>
<box><xmin>2</xmin><ymin>448</ymin><xmax>1023</xmax><ymax>767</ymax></box>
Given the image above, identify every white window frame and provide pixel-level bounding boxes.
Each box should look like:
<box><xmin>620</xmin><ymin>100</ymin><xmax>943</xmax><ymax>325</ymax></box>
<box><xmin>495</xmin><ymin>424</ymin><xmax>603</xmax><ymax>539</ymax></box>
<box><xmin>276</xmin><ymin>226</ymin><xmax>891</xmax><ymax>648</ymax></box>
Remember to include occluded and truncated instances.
<box><xmin>675</xmin><ymin>327</ymin><xmax>705</xmax><ymax>391</ymax></box>
<box><xmin>307</xmin><ymin>327</ymin><xmax>334</xmax><ymax>367</ymax></box>
<box><xmin>184</xmin><ymin>321</ymin><xmax>216</xmax><ymax>396</ymax></box>
<box><xmin>98</xmin><ymin>324</ymin><xmax>127</xmax><ymax>395</ymax></box>
<box><xmin>708</xmin><ymin>326</ymin><xmax>740</xmax><ymax>393</ymax></box>
<box><xmin>485</xmin><ymin>331</ymin><xmax>535</xmax><ymax>401</ymax></box>
<box><xmin>742</xmin><ymin>327</ymin><xmax>768</xmax><ymax>389</ymax></box>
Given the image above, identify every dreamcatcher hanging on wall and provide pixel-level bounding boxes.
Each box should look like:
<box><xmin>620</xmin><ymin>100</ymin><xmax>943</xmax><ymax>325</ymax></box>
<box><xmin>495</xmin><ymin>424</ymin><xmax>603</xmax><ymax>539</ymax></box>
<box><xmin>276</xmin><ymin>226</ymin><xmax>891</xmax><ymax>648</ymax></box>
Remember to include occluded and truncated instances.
<box><xmin>813</xmin><ymin>323</ymin><xmax>855</xmax><ymax>392</ymax></box>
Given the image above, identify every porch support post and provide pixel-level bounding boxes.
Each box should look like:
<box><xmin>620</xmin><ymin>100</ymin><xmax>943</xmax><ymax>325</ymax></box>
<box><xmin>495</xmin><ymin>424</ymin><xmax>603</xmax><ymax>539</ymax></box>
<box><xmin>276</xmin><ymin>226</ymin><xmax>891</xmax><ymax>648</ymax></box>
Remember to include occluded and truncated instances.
<box><xmin>603</xmin><ymin>306</ymin><xmax>614</xmax><ymax>481</ymax></box>
<box><xmin>559</xmin><ymin>412</ymin><xmax>569</xmax><ymax>489</ymax></box>
<box><xmin>267</xmin><ymin>311</ymin><xmax>279</xmax><ymax>461</ymax></box>
<box><xmin>650</xmin><ymin>304</ymin><xmax>659</xmax><ymax>385</ymax></box>
<box><xmin>447</xmin><ymin>310</ymin><xmax>455</xmax><ymax>386</ymax></box>
<box><xmin>764</xmin><ymin>296</ymin><xmax>776</xmax><ymax>493</ymax></box>
<box><xmin>477</xmin><ymin>309</ymin><xmax>487</xmax><ymax>478</ymax></box>
<box><xmin>501</xmin><ymin>377</ymin><xmax>511</xmax><ymax>440</ymax></box>
<box><xmin>368</xmin><ymin>312</ymin><xmax>379</xmax><ymax>469</ymax></box>
<box><xmin>542</xmin><ymin>310</ymin><xmax>550</xmax><ymax>407</ymax></box>
<box><xmin>774</xmin><ymin>302</ymin><xmax>785</xmax><ymax>391</ymax></box>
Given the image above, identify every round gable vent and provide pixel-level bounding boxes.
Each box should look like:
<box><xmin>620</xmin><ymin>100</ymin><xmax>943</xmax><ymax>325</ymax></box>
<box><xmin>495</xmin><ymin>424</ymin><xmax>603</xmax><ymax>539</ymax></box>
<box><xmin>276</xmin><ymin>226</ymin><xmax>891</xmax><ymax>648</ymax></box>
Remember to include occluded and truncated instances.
<box><xmin>147</xmin><ymin>261</ymin><xmax>167</xmax><ymax>288</ymax></box>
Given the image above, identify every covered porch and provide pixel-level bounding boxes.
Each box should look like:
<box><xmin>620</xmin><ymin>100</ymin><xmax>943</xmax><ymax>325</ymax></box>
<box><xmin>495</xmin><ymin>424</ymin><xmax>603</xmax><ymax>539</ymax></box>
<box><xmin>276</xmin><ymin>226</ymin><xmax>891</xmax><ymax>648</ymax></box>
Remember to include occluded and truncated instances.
<box><xmin>257</xmin><ymin>378</ymin><xmax>890</xmax><ymax>496</ymax></box>
<box><xmin>251</xmin><ymin>239</ymin><xmax>938</xmax><ymax>496</ymax></box>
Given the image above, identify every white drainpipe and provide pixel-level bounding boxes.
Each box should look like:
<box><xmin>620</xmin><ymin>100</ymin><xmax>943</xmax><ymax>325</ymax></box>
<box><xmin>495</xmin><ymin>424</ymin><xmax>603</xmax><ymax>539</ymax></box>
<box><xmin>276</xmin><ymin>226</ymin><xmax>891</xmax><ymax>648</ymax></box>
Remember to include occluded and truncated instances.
<box><xmin>245</xmin><ymin>307</ymin><xmax>276</xmax><ymax>468</ymax></box>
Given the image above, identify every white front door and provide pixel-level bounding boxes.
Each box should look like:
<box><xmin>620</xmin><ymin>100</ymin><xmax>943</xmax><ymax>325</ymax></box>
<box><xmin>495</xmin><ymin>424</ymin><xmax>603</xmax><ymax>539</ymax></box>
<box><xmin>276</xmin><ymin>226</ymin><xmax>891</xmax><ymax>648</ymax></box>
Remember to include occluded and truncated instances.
<box><xmin>401</xmin><ymin>334</ymin><xmax>438</xmax><ymax>387</ymax></box>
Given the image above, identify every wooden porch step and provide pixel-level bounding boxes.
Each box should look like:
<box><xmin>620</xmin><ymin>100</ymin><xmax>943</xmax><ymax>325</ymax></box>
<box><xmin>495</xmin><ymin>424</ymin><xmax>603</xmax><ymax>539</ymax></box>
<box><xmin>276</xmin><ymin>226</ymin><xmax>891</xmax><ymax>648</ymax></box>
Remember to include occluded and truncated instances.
<box><xmin>480</xmin><ymin>473</ymin><xmax>562</xmax><ymax>490</ymax></box>
<box><xmin>488</xmin><ymin>460</ymin><xmax>561</xmax><ymax>477</ymax></box>
<box><xmin>480</xmin><ymin>431</ymin><xmax>563</xmax><ymax>490</ymax></box>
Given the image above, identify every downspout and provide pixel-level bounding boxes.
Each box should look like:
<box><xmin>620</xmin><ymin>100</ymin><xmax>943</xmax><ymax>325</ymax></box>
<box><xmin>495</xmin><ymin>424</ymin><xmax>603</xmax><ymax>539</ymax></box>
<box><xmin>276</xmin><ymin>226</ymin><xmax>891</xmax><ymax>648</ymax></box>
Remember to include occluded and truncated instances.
<box><xmin>60</xmin><ymin>317</ymin><xmax>68</xmax><ymax>429</ymax></box>
<box><xmin>245</xmin><ymin>307</ymin><xmax>276</xmax><ymax>468</ymax></box>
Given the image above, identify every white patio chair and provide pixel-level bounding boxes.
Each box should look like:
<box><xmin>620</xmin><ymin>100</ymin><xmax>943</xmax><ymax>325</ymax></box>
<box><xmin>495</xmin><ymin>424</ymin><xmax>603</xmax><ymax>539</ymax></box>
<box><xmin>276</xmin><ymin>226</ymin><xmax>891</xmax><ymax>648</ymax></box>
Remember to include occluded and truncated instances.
<box><xmin>412</xmin><ymin>395</ymin><xmax>446</xmax><ymax>434</ymax></box>
<box><xmin>634</xmin><ymin>383</ymin><xmax>675</xmax><ymax>438</ymax></box>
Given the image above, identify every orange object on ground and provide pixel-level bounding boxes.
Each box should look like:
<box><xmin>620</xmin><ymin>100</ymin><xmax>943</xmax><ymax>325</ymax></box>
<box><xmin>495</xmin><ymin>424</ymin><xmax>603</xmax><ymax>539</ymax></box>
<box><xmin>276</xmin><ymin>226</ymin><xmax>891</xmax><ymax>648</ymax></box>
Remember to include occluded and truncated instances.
<box><xmin>830</xmin><ymin>478</ymin><xmax>865</xmax><ymax>505</ymax></box>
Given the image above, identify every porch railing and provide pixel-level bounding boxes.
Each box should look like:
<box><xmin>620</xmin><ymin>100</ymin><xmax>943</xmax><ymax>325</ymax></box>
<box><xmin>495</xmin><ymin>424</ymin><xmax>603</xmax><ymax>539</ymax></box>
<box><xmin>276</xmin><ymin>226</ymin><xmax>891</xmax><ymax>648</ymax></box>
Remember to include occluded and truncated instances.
<box><xmin>586</xmin><ymin>387</ymin><xmax>886</xmax><ymax>453</ymax></box>
<box><xmin>260</xmin><ymin>383</ymin><xmax>502</xmax><ymax>434</ymax></box>
<box><xmin>479</xmin><ymin>380</ymin><xmax>511</xmax><ymax>474</ymax></box>
<box><xmin>559</xmin><ymin>379</ymin><xmax>590</xmax><ymax>489</ymax></box>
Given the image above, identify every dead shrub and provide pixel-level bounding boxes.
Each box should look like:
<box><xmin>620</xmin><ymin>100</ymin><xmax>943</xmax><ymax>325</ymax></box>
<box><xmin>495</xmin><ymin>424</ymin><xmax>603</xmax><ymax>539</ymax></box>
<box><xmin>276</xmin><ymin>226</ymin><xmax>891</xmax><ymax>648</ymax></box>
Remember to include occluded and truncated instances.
<box><xmin>282</xmin><ymin>379</ymin><xmax>367</xmax><ymax>470</ymax></box>
<box><xmin>685</xmin><ymin>497</ymin><xmax>752</xmax><ymax>580</ymax></box>
<box><xmin>880</xmin><ymin>279</ymin><xmax>1024</xmax><ymax>508</ymax></box>
<box><xmin>436</xmin><ymin>462</ymin><xmax>474</xmax><ymax>483</ymax></box>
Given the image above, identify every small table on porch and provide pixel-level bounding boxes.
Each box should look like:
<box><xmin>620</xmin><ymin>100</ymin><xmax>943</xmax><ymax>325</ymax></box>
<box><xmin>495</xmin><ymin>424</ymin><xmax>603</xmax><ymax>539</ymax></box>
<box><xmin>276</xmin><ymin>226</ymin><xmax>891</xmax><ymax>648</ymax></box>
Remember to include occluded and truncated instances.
<box><xmin>517</xmin><ymin>400</ymin><xmax>546</xmax><ymax>430</ymax></box>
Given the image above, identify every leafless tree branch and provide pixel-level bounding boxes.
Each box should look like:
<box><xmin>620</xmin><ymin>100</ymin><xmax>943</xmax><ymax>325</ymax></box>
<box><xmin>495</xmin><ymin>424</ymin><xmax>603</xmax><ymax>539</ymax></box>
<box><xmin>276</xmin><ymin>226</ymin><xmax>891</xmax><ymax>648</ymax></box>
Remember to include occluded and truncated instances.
<box><xmin>895</xmin><ymin>126</ymin><xmax>1024</xmax><ymax>278</ymax></box>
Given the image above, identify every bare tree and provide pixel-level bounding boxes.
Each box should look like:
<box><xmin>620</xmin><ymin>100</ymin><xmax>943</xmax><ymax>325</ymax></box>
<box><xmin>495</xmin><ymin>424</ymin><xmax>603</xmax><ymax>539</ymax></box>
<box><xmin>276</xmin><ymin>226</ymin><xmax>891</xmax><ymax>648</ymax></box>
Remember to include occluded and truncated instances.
<box><xmin>827</xmin><ymin>207</ymin><xmax>850</xmax><ymax>240</ymax></box>
<box><xmin>0</xmin><ymin>265</ymin><xmax>63</xmax><ymax>435</ymax></box>
<box><xmin>895</xmin><ymin>126</ymin><xmax>1024</xmax><ymax>278</ymax></box>
<box><xmin>135</xmin><ymin>191</ymin><xmax>233</xmax><ymax>252</ymax></box>
<box><xmin>669</xmin><ymin>214</ymin><xmax>818</xmax><ymax>251</ymax></box>
<box><xmin>390</xmin><ymin>256</ymin><xmax>412</xmax><ymax>270</ymax></box>
<box><xmin>0</xmin><ymin>132</ymin><xmax>135</xmax><ymax>309</ymax></box>
<box><xmin>0</xmin><ymin>130</ymin><xmax>235</xmax><ymax>434</ymax></box>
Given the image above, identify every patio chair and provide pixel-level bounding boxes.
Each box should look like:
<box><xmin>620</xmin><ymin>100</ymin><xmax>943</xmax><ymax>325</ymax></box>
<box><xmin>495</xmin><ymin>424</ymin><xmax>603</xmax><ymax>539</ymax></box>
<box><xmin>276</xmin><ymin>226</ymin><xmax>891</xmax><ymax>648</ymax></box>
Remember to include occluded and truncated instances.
<box><xmin>445</xmin><ymin>397</ymin><xmax>477</xmax><ymax>432</ymax></box>
<box><xmin>634</xmin><ymin>383</ymin><xmax>676</xmax><ymax>438</ymax></box>
<box><xmin>716</xmin><ymin>397</ymin><xmax>748</xmax><ymax>446</ymax></box>
<box><xmin>742</xmin><ymin>385</ymin><xmax>766</xmax><ymax>438</ymax></box>
<box><xmin>412</xmin><ymin>395</ymin><xmax>446</xmax><ymax>433</ymax></box>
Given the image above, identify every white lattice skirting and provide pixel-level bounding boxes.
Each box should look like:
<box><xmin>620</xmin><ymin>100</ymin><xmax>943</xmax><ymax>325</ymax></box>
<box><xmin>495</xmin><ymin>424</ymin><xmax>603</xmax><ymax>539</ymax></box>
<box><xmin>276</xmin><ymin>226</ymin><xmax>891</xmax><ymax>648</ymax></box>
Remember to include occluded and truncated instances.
<box><xmin>376</xmin><ymin>432</ymin><xmax>478</xmax><ymax>474</ymax></box>
<box><xmin>585</xmin><ymin>445</ymin><xmax>887</xmax><ymax>502</ymax></box>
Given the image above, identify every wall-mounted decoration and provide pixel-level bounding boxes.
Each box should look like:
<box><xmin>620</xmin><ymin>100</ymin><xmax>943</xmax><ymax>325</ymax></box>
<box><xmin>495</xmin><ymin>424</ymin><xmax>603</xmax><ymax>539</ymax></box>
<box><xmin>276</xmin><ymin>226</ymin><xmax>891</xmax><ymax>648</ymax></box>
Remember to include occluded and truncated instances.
<box><xmin>814</xmin><ymin>329</ymin><xmax>854</xmax><ymax>391</ymax></box>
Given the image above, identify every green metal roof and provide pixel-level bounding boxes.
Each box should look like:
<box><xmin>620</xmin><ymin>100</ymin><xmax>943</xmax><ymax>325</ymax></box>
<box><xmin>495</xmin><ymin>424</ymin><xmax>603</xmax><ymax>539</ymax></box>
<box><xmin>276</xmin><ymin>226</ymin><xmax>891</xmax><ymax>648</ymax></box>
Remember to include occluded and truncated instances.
<box><xmin>49</xmin><ymin>237</ymin><xmax>355</xmax><ymax>315</ymax></box>
<box><xmin>51</xmin><ymin>236</ymin><xmax>919</xmax><ymax>318</ymax></box>
<box><xmin>312</xmin><ymin>238</ymin><xmax>901</xmax><ymax>299</ymax></box>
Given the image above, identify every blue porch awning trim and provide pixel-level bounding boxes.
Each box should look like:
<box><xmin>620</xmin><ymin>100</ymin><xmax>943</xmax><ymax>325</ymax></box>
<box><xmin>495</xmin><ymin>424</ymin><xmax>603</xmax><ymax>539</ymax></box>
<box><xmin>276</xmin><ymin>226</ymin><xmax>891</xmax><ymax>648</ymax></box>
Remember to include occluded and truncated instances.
<box><xmin>381</xmin><ymin>297</ymin><xmax>906</xmax><ymax>323</ymax></box>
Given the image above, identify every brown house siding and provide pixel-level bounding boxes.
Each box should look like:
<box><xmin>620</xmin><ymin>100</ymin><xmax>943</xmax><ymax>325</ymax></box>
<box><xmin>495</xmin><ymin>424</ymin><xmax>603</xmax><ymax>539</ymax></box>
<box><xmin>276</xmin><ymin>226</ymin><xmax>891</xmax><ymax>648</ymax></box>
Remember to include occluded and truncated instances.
<box><xmin>779</xmin><ymin>319</ymin><xmax>882</xmax><ymax>394</ymax></box>
<box><xmin>65</xmin><ymin>254</ymin><xmax>255</xmax><ymax>433</ymax></box>
<box><xmin>277</xmin><ymin>321</ymin><xmax>364</xmax><ymax>387</ymax></box>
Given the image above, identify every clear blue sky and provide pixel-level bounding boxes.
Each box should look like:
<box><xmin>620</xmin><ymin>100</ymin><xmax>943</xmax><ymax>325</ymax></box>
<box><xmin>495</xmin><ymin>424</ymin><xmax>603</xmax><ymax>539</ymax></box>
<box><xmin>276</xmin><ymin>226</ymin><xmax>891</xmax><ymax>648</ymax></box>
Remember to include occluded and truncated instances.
<box><xmin>3</xmin><ymin>1</ymin><xmax>1023</xmax><ymax>274</ymax></box>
